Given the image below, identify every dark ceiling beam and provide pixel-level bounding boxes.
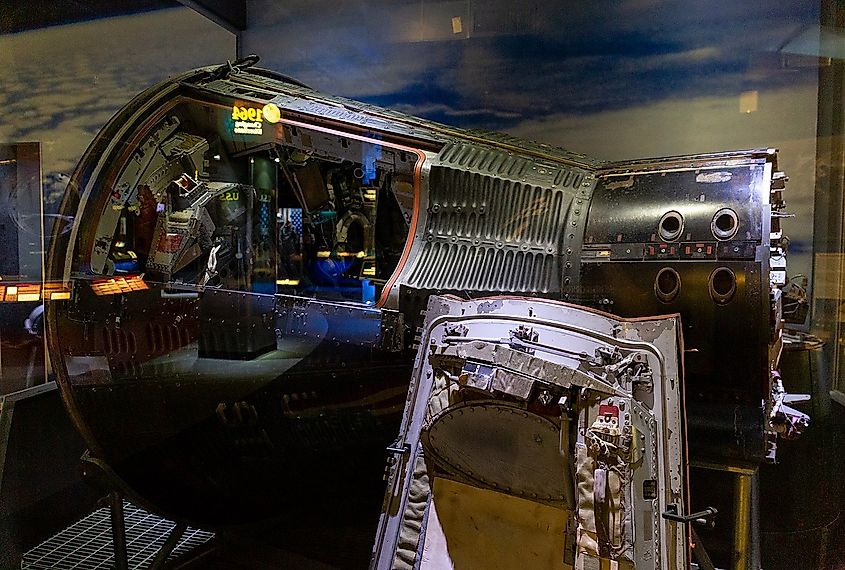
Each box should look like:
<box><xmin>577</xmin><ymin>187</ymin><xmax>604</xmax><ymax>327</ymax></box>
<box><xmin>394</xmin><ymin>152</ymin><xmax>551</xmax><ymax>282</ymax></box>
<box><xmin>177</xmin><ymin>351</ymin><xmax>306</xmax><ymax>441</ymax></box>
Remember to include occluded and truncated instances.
<box><xmin>176</xmin><ymin>0</ymin><xmax>246</xmax><ymax>33</ymax></box>
<box><xmin>0</xmin><ymin>1</ymin><xmax>181</xmax><ymax>34</ymax></box>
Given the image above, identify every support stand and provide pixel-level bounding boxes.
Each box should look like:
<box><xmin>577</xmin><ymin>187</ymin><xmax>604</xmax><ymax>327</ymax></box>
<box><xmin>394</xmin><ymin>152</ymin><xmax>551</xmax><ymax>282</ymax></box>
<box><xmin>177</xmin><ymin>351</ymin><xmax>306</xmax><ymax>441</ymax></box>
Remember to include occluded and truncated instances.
<box><xmin>107</xmin><ymin>492</ymin><xmax>128</xmax><ymax>570</ymax></box>
<box><xmin>149</xmin><ymin>523</ymin><xmax>188</xmax><ymax>570</ymax></box>
<box><xmin>692</xmin><ymin>460</ymin><xmax>761</xmax><ymax>570</ymax></box>
<box><xmin>84</xmin><ymin>452</ymin><xmax>192</xmax><ymax>570</ymax></box>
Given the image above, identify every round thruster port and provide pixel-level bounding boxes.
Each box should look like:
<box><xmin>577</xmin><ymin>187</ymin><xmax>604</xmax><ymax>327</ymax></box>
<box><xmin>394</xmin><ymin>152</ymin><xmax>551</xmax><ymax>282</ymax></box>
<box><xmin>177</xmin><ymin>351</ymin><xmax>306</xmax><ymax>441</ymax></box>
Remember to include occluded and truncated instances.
<box><xmin>654</xmin><ymin>267</ymin><xmax>681</xmax><ymax>303</ymax></box>
<box><xmin>711</xmin><ymin>208</ymin><xmax>739</xmax><ymax>240</ymax></box>
<box><xmin>709</xmin><ymin>266</ymin><xmax>737</xmax><ymax>304</ymax></box>
<box><xmin>658</xmin><ymin>211</ymin><xmax>684</xmax><ymax>242</ymax></box>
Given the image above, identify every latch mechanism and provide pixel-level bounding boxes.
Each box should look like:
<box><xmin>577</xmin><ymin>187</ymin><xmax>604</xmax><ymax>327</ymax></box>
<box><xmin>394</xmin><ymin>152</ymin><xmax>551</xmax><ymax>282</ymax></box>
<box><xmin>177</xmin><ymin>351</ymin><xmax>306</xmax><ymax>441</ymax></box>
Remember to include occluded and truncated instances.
<box><xmin>661</xmin><ymin>504</ymin><xmax>718</xmax><ymax>528</ymax></box>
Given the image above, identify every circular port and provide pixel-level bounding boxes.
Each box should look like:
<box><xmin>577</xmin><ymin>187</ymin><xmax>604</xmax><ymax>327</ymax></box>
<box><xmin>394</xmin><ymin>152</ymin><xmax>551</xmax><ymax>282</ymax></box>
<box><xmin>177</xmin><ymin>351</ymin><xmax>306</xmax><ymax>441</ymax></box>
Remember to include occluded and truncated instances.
<box><xmin>709</xmin><ymin>267</ymin><xmax>736</xmax><ymax>304</ymax></box>
<box><xmin>654</xmin><ymin>267</ymin><xmax>681</xmax><ymax>303</ymax></box>
<box><xmin>711</xmin><ymin>208</ymin><xmax>739</xmax><ymax>240</ymax></box>
<box><xmin>658</xmin><ymin>211</ymin><xmax>684</xmax><ymax>242</ymax></box>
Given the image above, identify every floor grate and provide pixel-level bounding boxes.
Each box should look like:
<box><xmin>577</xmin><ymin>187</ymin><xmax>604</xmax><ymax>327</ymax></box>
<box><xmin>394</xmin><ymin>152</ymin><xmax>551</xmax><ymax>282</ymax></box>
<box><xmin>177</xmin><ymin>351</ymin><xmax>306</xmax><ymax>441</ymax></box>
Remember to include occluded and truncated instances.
<box><xmin>21</xmin><ymin>501</ymin><xmax>214</xmax><ymax>569</ymax></box>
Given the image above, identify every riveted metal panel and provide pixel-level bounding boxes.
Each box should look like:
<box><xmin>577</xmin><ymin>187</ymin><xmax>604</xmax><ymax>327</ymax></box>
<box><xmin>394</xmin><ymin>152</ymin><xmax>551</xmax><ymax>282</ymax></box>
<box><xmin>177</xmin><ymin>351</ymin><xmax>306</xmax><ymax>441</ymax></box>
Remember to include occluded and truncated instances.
<box><xmin>402</xmin><ymin>144</ymin><xmax>592</xmax><ymax>296</ymax></box>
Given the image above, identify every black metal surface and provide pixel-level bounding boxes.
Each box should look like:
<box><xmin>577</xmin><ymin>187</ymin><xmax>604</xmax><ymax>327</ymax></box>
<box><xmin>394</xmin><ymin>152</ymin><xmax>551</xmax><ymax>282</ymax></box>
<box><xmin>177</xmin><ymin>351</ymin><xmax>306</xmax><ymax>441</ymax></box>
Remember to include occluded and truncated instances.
<box><xmin>198</xmin><ymin>289</ymin><xmax>276</xmax><ymax>359</ymax></box>
<box><xmin>579</xmin><ymin>159</ymin><xmax>775</xmax><ymax>460</ymax></box>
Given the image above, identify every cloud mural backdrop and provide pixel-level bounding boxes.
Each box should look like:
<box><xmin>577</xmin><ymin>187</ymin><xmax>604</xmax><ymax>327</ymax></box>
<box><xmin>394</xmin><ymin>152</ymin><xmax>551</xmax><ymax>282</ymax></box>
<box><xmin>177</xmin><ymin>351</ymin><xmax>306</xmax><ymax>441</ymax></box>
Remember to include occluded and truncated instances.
<box><xmin>243</xmin><ymin>0</ymin><xmax>820</xmax><ymax>275</ymax></box>
<box><xmin>0</xmin><ymin>7</ymin><xmax>235</xmax><ymax>211</ymax></box>
<box><xmin>0</xmin><ymin>1</ymin><xmax>821</xmax><ymax>275</ymax></box>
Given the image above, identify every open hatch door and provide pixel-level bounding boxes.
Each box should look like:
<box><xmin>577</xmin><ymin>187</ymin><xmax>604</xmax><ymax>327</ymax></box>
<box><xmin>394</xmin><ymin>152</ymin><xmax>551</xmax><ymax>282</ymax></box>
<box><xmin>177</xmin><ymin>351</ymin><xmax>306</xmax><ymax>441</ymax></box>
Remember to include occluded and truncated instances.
<box><xmin>372</xmin><ymin>296</ymin><xmax>689</xmax><ymax>569</ymax></box>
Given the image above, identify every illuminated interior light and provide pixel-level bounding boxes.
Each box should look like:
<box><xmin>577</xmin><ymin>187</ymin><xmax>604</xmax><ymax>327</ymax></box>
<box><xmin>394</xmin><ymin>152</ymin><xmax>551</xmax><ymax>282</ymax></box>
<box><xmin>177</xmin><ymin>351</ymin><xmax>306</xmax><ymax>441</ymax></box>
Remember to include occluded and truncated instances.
<box><xmin>42</xmin><ymin>281</ymin><xmax>72</xmax><ymax>300</ymax></box>
<box><xmin>91</xmin><ymin>276</ymin><xmax>149</xmax><ymax>296</ymax></box>
<box><xmin>317</xmin><ymin>251</ymin><xmax>331</xmax><ymax>258</ymax></box>
<box><xmin>126</xmin><ymin>276</ymin><xmax>149</xmax><ymax>290</ymax></box>
<box><xmin>262</xmin><ymin>102</ymin><xmax>282</xmax><ymax>124</ymax></box>
<box><xmin>274</xmin><ymin>157</ymin><xmax>281</xmax><ymax>163</ymax></box>
<box><xmin>362</xmin><ymin>267</ymin><xmax>376</xmax><ymax>276</ymax></box>
<box><xmin>597</xmin><ymin>250</ymin><xmax>612</xmax><ymax>258</ymax></box>
<box><xmin>0</xmin><ymin>283</ymin><xmax>68</xmax><ymax>302</ymax></box>
<box><xmin>276</xmin><ymin>279</ymin><xmax>300</xmax><ymax>286</ymax></box>
<box><xmin>213</xmin><ymin>154</ymin><xmax>221</xmax><ymax>160</ymax></box>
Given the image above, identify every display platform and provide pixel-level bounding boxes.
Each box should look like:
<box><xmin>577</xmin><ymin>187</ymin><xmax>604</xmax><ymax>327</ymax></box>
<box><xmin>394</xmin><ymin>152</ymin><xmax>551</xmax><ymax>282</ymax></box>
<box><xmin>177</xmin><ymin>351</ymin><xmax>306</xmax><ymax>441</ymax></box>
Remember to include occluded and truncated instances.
<box><xmin>22</xmin><ymin>501</ymin><xmax>214</xmax><ymax>570</ymax></box>
<box><xmin>22</xmin><ymin>497</ymin><xmax>374</xmax><ymax>570</ymax></box>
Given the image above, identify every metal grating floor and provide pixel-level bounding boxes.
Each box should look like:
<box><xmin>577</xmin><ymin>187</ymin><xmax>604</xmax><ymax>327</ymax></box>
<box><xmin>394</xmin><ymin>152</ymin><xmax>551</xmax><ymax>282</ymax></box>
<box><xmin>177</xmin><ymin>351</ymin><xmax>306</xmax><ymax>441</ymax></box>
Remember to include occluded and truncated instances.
<box><xmin>21</xmin><ymin>501</ymin><xmax>214</xmax><ymax>569</ymax></box>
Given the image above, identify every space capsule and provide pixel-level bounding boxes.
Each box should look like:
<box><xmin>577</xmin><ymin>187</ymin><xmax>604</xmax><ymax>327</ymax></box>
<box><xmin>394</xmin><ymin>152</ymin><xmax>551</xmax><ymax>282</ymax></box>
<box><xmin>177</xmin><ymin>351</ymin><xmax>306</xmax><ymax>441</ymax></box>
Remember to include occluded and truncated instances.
<box><xmin>45</xmin><ymin>56</ymin><xmax>787</xmax><ymax>560</ymax></box>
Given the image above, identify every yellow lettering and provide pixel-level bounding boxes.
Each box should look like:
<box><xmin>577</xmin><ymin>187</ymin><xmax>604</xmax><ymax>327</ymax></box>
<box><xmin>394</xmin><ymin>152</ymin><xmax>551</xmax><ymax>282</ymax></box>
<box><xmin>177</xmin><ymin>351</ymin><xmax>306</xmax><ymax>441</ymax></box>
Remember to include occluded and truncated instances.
<box><xmin>232</xmin><ymin>105</ymin><xmax>266</xmax><ymax>124</ymax></box>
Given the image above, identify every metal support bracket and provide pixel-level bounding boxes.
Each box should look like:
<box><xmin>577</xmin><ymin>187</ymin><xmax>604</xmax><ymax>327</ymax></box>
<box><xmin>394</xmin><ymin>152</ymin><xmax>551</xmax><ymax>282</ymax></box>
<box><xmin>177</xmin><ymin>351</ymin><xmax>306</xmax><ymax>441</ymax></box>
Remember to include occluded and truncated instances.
<box><xmin>82</xmin><ymin>451</ymin><xmax>196</xmax><ymax>569</ymax></box>
<box><xmin>102</xmin><ymin>492</ymin><xmax>129</xmax><ymax>570</ymax></box>
<box><xmin>386</xmin><ymin>442</ymin><xmax>411</xmax><ymax>456</ymax></box>
<box><xmin>662</xmin><ymin>503</ymin><xmax>718</xmax><ymax>528</ymax></box>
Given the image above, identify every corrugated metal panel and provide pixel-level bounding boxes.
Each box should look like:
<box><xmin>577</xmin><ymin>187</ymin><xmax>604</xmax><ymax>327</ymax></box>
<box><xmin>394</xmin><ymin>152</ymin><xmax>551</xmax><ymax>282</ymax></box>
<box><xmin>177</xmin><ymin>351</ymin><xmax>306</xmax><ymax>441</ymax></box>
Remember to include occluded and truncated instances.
<box><xmin>406</xmin><ymin>236</ymin><xmax>557</xmax><ymax>293</ymax></box>
<box><xmin>437</xmin><ymin>142</ymin><xmax>588</xmax><ymax>185</ymax></box>
<box><xmin>402</xmin><ymin>148</ymin><xmax>582</xmax><ymax>294</ymax></box>
<box><xmin>427</xmin><ymin>170</ymin><xmax>565</xmax><ymax>247</ymax></box>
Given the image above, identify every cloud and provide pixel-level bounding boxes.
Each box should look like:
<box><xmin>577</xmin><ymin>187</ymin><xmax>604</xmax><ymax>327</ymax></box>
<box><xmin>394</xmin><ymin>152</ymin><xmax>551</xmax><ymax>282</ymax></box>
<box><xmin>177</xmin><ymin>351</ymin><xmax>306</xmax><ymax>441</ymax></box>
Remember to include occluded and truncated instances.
<box><xmin>507</xmin><ymin>83</ymin><xmax>818</xmax><ymax>277</ymax></box>
<box><xmin>0</xmin><ymin>7</ymin><xmax>235</xmax><ymax>190</ymax></box>
<box><xmin>0</xmin><ymin>0</ymin><xmax>821</xmax><ymax>280</ymax></box>
<box><xmin>389</xmin><ymin>102</ymin><xmax>521</xmax><ymax>120</ymax></box>
<box><xmin>619</xmin><ymin>46</ymin><xmax>723</xmax><ymax>72</ymax></box>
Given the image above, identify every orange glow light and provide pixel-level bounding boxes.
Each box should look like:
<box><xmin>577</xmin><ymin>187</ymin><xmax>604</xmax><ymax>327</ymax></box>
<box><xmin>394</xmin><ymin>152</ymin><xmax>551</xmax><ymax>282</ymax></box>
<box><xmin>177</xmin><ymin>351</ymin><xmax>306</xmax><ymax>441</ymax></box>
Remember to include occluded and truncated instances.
<box><xmin>0</xmin><ymin>282</ymin><xmax>71</xmax><ymax>302</ymax></box>
<box><xmin>91</xmin><ymin>276</ymin><xmax>150</xmax><ymax>296</ymax></box>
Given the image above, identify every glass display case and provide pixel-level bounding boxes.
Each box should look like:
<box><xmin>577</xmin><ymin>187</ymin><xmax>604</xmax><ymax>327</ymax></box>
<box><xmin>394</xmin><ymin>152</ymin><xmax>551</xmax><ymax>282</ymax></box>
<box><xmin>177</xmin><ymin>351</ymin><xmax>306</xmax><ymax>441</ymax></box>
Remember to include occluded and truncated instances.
<box><xmin>2</xmin><ymin>2</ymin><xmax>844</xmax><ymax>569</ymax></box>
